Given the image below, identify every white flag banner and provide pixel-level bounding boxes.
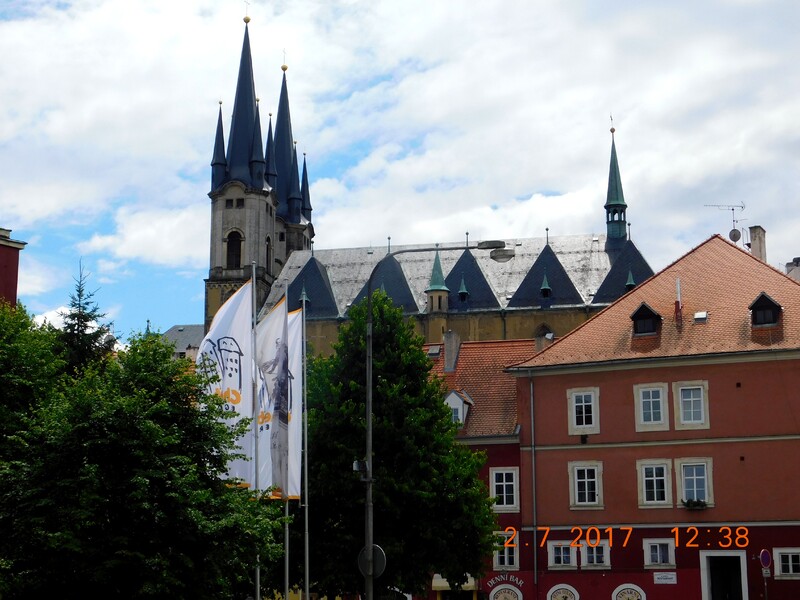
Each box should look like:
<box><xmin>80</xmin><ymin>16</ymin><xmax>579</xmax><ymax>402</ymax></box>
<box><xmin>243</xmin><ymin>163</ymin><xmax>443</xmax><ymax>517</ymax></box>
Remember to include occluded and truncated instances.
<box><xmin>286</xmin><ymin>307</ymin><xmax>303</xmax><ymax>499</ymax></box>
<box><xmin>196</xmin><ymin>281</ymin><xmax>255</xmax><ymax>486</ymax></box>
<box><xmin>255</xmin><ymin>297</ymin><xmax>304</xmax><ymax>498</ymax></box>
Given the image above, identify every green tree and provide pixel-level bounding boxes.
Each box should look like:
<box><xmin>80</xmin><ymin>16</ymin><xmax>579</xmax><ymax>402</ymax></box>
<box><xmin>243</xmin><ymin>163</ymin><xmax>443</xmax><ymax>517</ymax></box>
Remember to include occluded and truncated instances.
<box><xmin>302</xmin><ymin>292</ymin><xmax>497</xmax><ymax>597</ymax></box>
<box><xmin>58</xmin><ymin>262</ymin><xmax>116</xmax><ymax>374</ymax></box>
<box><xmin>0</xmin><ymin>320</ymin><xmax>284</xmax><ymax>599</ymax></box>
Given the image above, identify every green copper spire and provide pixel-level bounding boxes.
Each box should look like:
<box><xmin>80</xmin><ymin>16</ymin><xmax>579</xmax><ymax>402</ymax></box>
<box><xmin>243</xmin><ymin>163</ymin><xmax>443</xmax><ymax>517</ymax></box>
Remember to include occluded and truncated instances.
<box><xmin>426</xmin><ymin>249</ymin><xmax>449</xmax><ymax>292</ymax></box>
<box><xmin>540</xmin><ymin>271</ymin><xmax>551</xmax><ymax>297</ymax></box>
<box><xmin>458</xmin><ymin>274</ymin><xmax>470</xmax><ymax>301</ymax></box>
<box><xmin>625</xmin><ymin>268</ymin><xmax>636</xmax><ymax>291</ymax></box>
<box><xmin>605</xmin><ymin>126</ymin><xmax>628</xmax><ymax>241</ymax></box>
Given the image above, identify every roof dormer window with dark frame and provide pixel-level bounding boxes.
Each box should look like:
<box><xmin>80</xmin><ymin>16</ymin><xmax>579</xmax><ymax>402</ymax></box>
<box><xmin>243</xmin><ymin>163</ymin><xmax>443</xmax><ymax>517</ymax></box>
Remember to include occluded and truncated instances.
<box><xmin>749</xmin><ymin>292</ymin><xmax>782</xmax><ymax>327</ymax></box>
<box><xmin>631</xmin><ymin>303</ymin><xmax>662</xmax><ymax>336</ymax></box>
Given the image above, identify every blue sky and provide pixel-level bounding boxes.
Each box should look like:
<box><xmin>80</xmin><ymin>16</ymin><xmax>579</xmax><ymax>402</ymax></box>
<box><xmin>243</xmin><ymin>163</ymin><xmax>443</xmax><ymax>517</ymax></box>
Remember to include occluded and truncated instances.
<box><xmin>2</xmin><ymin>0</ymin><xmax>799</xmax><ymax>340</ymax></box>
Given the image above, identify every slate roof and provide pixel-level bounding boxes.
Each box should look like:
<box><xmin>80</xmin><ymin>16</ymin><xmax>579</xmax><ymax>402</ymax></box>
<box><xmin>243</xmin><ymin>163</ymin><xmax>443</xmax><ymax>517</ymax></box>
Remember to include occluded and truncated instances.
<box><xmin>267</xmin><ymin>233</ymin><xmax>646</xmax><ymax>317</ymax></box>
<box><xmin>511</xmin><ymin>235</ymin><xmax>800</xmax><ymax>371</ymax></box>
<box><xmin>427</xmin><ymin>339</ymin><xmax>538</xmax><ymax>437</ymax></box>
<box><xmin>162</xmin><ymin>324</ymin><xmax>205</xmax><ymax>353</ymax></box>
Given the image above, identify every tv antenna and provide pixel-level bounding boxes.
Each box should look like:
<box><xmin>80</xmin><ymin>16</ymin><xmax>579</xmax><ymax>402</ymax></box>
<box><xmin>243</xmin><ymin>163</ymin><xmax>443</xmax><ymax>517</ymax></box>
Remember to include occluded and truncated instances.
<box><xmin>704</xmin><ymin>202</ymin><xmax>745</xmax><ymax>242</ymax></box>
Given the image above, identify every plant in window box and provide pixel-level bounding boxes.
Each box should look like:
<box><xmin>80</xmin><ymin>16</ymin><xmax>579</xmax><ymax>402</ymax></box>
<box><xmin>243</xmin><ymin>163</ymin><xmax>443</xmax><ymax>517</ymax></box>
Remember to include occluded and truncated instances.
<box><xmin>682</xmin><ymin>498</ymin><xmax>707</xmax><ymax>510</ymax></box>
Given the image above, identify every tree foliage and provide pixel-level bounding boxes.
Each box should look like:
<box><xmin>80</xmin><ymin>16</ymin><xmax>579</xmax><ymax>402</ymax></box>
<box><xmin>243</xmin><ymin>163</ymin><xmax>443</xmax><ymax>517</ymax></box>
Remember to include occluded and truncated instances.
<box><xmin>302</xmin><ymin>292</ymin><xmax>497</xmax><ymax>597</ymax></box>
<box><xmin>58</xmin><ymin>262</ymin><xmax>116</xmax><ymax>374</ymax></box>
<box><xmin>0</xmin><ymin>302</ymin><xmax>284</xmax><ymax>599</ymax></box>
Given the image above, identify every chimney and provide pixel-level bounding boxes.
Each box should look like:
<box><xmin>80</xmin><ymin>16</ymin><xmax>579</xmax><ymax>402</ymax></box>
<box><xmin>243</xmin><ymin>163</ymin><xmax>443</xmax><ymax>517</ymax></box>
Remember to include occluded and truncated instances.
<box><xmin>786</xmin><ymin>257</ymin><xmax>800</xmax><ymax>283</ymax></box>
<box><xmin>748</xmin><ymin>226</ymin><xmax>767</xmax><ymax>263</ymax></box>
<box><xmin>443</xmin><ymin>330</ymin><xmax>461</xmax><ymax>373</ymax></box>
<box><xmin>0</xmin><ymin>227</ymin><xmax>26</xmax><ymax>307</ymax></box>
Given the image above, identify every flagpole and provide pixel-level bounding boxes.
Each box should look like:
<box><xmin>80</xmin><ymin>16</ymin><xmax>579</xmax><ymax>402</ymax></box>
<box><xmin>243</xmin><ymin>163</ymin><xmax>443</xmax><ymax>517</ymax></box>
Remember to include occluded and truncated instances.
<box><xmin>251</xmin><ymin>263</ymin><xmax>261</xmax><ymax>600</ymax></box>
<box><xmin>283</xmin><ymin>282</ymin><xmax>289</xmax><ymax>600</ymax></box>
<box><xmin>301</xmin><ymin>287</ymin><xmax>309</xmax><ymax>600</ymax></box>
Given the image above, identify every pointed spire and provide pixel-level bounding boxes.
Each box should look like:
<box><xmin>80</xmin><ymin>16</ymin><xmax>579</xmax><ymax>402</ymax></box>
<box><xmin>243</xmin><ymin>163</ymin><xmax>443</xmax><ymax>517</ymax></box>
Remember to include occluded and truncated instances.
<box><xmin>288</xmin><ymin>144</ymin><xmax>303</xmax><ymax>223</ymax></box>
<box><xmin>274</xmin><ymin>65</ymin><xmax>295</xmax><ymax>221</ymax></box>
<box><xmin>426</xmin><ymin>248</ymin><xmax>449</xmax><ymax>292</ymax></box>
<box><xmin>211</xmin><ymin>102</ymin><xmax>227</xmax><ymax>190</ymax></box>
<box><xmin>458</xmin><ymin>274</ymin><xmax>470</xmax><ymax>302</ymax></box>
<box><xmin>605</xmin><ymin>126</ymin><xmax>628</xmax><ymax>241</ymax></box>
<box><xmin>540</xmin><ymin>270</ymin><xmax>552</xmax><ymax>298</ymax></box>
<box><xmin>265</xmin><ymin>113</ymin><xmax>277</xmax><ymax>189</ymax></box>
<box><xmin>625</xmin><ymin>268</ymin><xmax>636</xmax><ymax>291</ymax></box>
<box><xmin>250</xmin><ymin>100</ymin><xmax>266</xmax><ymax>188</ymax></box>
<box><xmin>301</xmin><ymin>152</ymin><xmax>312</xmax><ymax>222</ymax></box>
<box><xmin>225</xmin><ymin>20</ymin><xmax>259</xmax><ymax>187</ymax></box>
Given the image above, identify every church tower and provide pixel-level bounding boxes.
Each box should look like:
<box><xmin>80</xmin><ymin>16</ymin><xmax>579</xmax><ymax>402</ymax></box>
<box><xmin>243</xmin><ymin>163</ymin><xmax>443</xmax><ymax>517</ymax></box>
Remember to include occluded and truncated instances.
<box><xmin>204</xmin><ymin>17</ymin><xmax>314</xmax><ymax>331</ymax></box>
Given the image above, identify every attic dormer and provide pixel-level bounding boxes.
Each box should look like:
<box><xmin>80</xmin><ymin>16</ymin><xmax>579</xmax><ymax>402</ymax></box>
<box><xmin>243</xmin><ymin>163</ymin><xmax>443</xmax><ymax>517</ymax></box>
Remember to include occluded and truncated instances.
<box><xmin>631</xmin><ymin>302</ymin><xmax>662</xmax><ymax>336</ymax></box>
<box><xmin>749</xmin><ymin>292</ymin><xmax>782</xmax><ymax>327</ymax></box>
<box><xmin>444</xmin><ymin>390</ymin><xmax>473</xmax><ymax>427</ymax></box>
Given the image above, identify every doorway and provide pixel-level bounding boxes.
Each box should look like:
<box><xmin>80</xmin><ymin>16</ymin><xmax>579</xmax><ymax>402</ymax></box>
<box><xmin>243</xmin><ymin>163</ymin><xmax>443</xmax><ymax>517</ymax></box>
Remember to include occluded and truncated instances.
<box><xmin>700</xmin><ymin>550</ymin><xmax>748</xmax><ymax>600</ymax></box>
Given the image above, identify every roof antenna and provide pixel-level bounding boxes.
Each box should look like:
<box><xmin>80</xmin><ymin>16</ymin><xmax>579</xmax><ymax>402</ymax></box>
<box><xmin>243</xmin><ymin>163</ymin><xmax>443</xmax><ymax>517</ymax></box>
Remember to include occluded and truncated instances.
<box><xmin>703</xmin><ymin>202</ymin><xmax>746</xmax><ymax>243</ymax></box>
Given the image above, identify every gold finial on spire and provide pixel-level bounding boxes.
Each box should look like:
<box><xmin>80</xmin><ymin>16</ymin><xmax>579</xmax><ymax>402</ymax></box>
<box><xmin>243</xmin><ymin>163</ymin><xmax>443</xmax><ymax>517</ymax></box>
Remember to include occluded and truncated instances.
<box><xmin>282</xmin><ymin>48</ymin><xmax>288</xmax><ymax>71</ymax></box>
<box><xmin>610</xmin><ymin>113</ymin><xmax>615</xmax><ymax>135</ymax></box>
<box><xmin>244</xmin><ymin>0</ymin><xmax>250</xmax><ymax>22</ymax></box>
<box><xmin>219</xmin><ymin>99</ymin><xmax>223</xmax><ymax>106</ymax></box>
<box><xmin>256</xmin><ymin>97</ymin><xmax>260</xmax><ymax>103</ymax></box>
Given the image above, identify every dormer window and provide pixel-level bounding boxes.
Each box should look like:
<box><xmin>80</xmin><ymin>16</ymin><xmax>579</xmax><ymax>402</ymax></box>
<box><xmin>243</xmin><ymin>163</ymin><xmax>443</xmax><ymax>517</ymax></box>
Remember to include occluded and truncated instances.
<box><xmin>749</xmin><ymin>292</ymin><xmax>782</xmax><ymax>326</ymax></box>
<box><xmin>444</xmin><ymin>390</ymin><xmax>471</xmax><ymax>428</ymax></box>
<box><xmin>631</xmin><ymin>303</ymin><xmax>662</xmax><ymax>336</ymax></box>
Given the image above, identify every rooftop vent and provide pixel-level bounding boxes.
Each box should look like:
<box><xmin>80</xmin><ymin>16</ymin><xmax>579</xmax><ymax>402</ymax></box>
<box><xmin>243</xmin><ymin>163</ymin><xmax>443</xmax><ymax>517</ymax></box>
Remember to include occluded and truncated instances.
<box><xmin>694</xmin><ymin>311</ymin><xmax>708</xmax><ymax>323</ymax></box>
<box><xmin>427</xmin><ymin>345</ymin><xmax>441</xmax><ymax>358</ymax></box>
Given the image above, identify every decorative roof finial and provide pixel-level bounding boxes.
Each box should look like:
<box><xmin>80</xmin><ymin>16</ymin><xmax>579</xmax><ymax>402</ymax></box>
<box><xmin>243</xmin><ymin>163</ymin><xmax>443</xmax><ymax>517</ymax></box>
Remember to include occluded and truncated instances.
<box><xmin>610</xmin><ymin>113</ymin><xmax>615</xmax><ymax>135</ymax></box>
<box><xmin>465</xmin><ymin>231</ymin><xmax>469</xmax><ymax>247</ymax></box>
<box><xmin>546</xmin><ymin>227</ymin><xmax>549</xmax><ymax>245</ymax></box>
<box><xmin>387</xmin><ymin>236</ymin><xmax>391</xmax><ymax>253</ymax></box>
<box><xmin>282</xmin><ymin>48</ymin><xmax>288</xmax><ymax>72</ymax></box>
<box><xmin>244</xmin><ymin>0</ymin><xmax>250</xmax><ymax>22</ymax></box>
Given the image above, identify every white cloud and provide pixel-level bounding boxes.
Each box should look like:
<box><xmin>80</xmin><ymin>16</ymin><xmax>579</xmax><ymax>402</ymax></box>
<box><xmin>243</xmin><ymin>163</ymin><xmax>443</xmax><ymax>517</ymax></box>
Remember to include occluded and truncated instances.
<box><xmin>17</xmin><ymin>255</ymin><xmax>68</xmax><ymax>296</ymax></box>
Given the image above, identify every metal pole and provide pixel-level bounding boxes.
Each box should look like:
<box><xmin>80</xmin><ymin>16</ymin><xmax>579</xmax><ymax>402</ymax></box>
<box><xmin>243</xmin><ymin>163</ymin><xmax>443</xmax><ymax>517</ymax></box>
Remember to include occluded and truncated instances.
<box><xmin>301</xmin><ymin>291</ymin><xmax>310</xmax><ymax>600</ymax></box>
<box><xmin>251</xmin><ymin>262</ymin><xmax>261</xmax><ymax>600</ymax></box>
<box><xmin>365</xmin><ymin>276</ymin><xmax>375</xmax><ymax>600</ymax></box>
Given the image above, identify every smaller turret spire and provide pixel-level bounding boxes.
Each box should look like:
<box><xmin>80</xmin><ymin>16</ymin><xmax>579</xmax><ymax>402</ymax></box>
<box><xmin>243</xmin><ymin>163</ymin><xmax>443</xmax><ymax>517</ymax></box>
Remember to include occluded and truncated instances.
<box><xmin>301</xmin><ymin>152</ymin><xmax>312</xmax><ymax>222</ymax></box>
<box><xmin>211</xmin><ymin>102</ymin><xmax>227</xmax><ymax>190</ymax></box>
<box><xmin>605</xmin><ymin>125</ymin><xmax>628</xmax><ymax>242</ymax></box>
<box><xmin>288</xmin><ymin>143</ymin><xmax>303</xmax><ymax>223</ymax></box>
<box><xmin>427</xmin><ymin>248</ymin><xmax>449</xmax><ymax>293</ymax></box>
<box><xmin>249</xmin><ymin>99</ymin><xmax>266</xmax><ymax>188</ymax></box>
<box><xmin>265</xmin><ymin>113</ymin><xmax>277</xmax><ymax>189</ymax></box>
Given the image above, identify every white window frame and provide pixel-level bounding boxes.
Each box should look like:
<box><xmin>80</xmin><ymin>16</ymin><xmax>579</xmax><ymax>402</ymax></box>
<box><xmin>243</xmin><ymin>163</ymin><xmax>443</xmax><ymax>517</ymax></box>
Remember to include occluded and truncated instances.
<box><xmin>675</xmin><ymin>457</ymin><xmax>714</xmax><ymax>507</ymax></box>
<box><xmin>673</xmin><ymin>380</ymin><xmax>710</xmax><ymax>430</ymax></box>
<box><xmin>775</xmin><ymin>547</ymin><xmax>800</xmax><ymax>579</ymax></box>
<box><xmin>636</xmin><ymin>459</ymin><xmax>673</xmax><ymax>508</ymax></box>
<box><xmin>634</xmin><ymin>382</ymin><xmax>669</xmax><ymax>432</ymax></box>
<box><xmin>547</xmin><ymin>541</ymin><xmax>577</xmax><ymax>569</ymax></box>
<box><xmin>490</xmin><ymin>467</ymin><xmax>519</xmax><ymax>513</ymax></box>
<box><xmin>568</xmin><ymin>461</ymin><xmax>604</xmax><ymax>509</ymax></box>
<box><xmin>567</xmin><ymin>386</ymin><xmax>600</xmax><ymax>435</ymax></box>
<box><xmin>580</xmin><ymin>540</ymin><xmax>611</xmax><ymax>569</ymax></box>
<box><xmin>643</xmin><ymin>537</ymin><xmax>676</xmax><ymax>568</ymax></box>
<box><xmin>493</xmin><ymin>529</ymin><xmax>519</xmax><ymax>570</ymax></box>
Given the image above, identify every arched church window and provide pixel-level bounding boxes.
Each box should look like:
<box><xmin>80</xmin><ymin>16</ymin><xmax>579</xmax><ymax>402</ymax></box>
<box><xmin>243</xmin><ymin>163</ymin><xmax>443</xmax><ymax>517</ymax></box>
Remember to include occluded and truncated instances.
<box><xmin>227</xmin><ymin>231</ymin><xmax>242</xmax><ymax>269</ymax></box>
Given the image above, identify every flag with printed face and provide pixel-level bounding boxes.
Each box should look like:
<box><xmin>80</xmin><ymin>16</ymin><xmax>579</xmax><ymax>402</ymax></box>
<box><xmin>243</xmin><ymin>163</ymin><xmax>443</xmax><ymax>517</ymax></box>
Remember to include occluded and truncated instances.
<box><xmin>196</xmin><ymin>281</ymin><xmax>255</xmax><ymax>486</ymax></box>
<box><xmin>255</xmin><ymin>297</ymin><xmax>303</xmax><ymax>498</ymax></box>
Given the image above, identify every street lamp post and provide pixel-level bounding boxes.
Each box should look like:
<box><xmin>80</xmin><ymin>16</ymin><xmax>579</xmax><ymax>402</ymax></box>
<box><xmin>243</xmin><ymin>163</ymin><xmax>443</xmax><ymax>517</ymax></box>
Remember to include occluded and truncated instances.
<box><xmin>363</xmin><ymin>240</ymin><xmax>513</xmax><ymax>600</ymax></box>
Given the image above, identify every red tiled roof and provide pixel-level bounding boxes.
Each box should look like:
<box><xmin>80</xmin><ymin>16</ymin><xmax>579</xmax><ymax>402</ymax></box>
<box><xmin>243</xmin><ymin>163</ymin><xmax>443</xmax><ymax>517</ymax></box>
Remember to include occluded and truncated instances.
<box><xmin>427</xmin><ymin>339</ymin><xmax>537</xmax><ymax>437</ymax></box>
<box><xmin>512</xmin><ymin>235</ymin><xmax>800</xmax><ymax>370</ymax></box>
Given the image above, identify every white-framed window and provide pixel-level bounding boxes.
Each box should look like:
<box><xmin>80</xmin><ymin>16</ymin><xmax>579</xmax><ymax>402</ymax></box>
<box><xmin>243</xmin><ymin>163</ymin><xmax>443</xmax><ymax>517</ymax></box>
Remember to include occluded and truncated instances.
<box><xmin>547</xmin><ymin>541</ymin><xmax>577</xmax><ymax>569</ymax></box>
<box><xmin>636</xmin><ymin>459</ymin><xmax>672</xmax><ymax>507</ymax></box>
<box><xmin>580</xmin><ymin>541</ymin><xmax>611</xmax><ymax>569</ymax></box>
<box><xmin>673</xmin><ymin>380</ymin><xmax>710</xmax><ymax>430</ymax></box>
<box><xmin>568</xmin><ymin>461</ymin><xmax>603</xmax><ymax>509</ymax></box>
<box><xmin>490</xmin><ymin>467</ymin><xmax>519</xmax><ymax>512</ymax></box>
<box><xmin>775</xmin><ymin>548</ymin><xmax>800</xmax><ymax>579</ymax></box>
<box><xmin>493</xmin><ymin>530</ymin><xmax>518</xmax><ymax>570</ymax></box>
<box><xmin>643</xmin><ymin>538</ymin><xmax>676</xmax><ymax>568</ymax></box>
<box><xmin>634</xmin><ymin>382</ymin><xmax>669</xmax><ymax>432</ymax></box>
<box><xmin>675</xmin><ymin>457</ymin><xmax>714</xmax><ymax>507</ymax></box>
<box><xmin>567</xmin><ymin>387</ymin><xmax>600</xmax><ymax>435</ymax></box>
